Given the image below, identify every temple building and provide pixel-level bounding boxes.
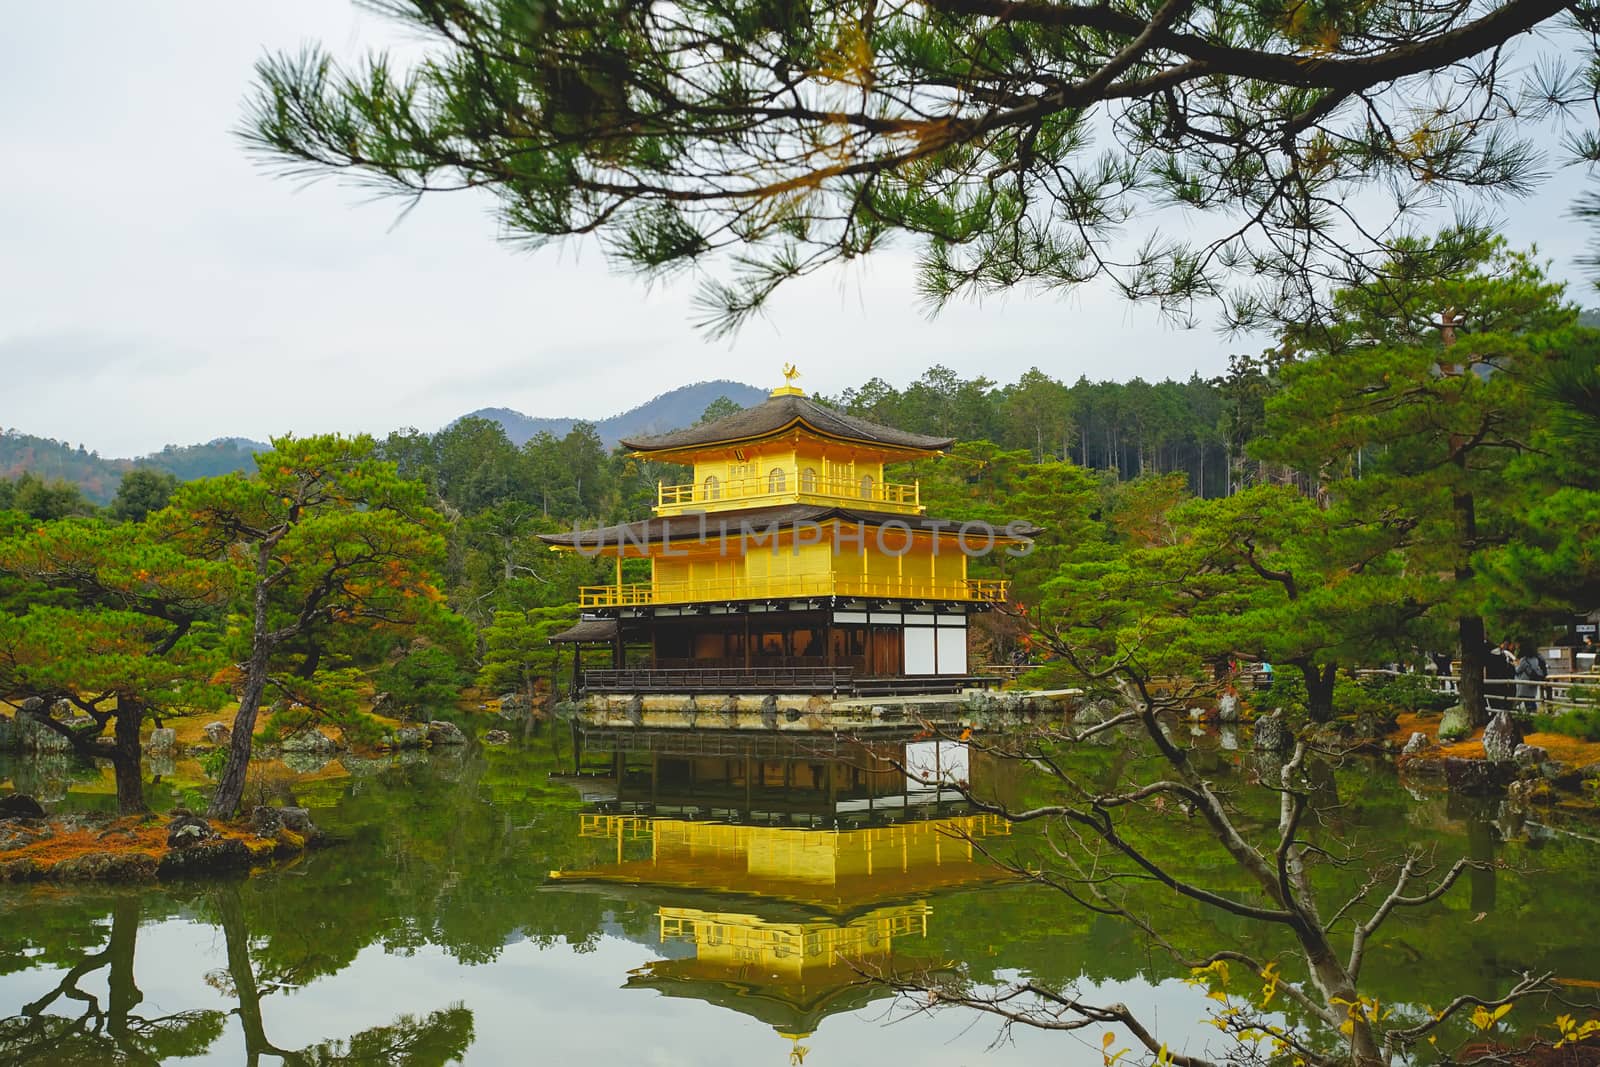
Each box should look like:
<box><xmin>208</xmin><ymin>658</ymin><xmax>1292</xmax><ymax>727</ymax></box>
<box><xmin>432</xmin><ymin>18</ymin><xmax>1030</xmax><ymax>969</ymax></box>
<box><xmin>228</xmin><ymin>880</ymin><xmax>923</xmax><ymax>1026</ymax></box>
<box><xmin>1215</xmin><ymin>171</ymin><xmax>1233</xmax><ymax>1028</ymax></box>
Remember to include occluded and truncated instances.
<box><xmin>542</xmin><ymin>371</ymin><xmax>1040</xmax><ymax>699</ymax></box>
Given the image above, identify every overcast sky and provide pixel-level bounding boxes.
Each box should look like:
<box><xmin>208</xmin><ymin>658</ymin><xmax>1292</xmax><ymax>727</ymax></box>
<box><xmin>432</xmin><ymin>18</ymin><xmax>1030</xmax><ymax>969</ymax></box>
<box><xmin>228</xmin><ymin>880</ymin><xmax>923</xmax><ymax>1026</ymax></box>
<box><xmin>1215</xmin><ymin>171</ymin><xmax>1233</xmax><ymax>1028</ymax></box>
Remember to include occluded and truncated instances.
<box><xmin>2</xmin><ymin>4</ymin><xmax>1594</xmax><ymax>457</ymax></box>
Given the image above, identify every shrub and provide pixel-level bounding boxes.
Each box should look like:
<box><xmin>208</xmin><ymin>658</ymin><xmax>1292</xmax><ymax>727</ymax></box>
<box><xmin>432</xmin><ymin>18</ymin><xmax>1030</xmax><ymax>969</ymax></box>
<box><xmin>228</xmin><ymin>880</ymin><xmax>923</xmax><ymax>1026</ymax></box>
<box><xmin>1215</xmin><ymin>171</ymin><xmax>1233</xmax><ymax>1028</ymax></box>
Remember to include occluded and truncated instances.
<box><xmin>1530</xmin><ymin>707</ymin><xmax>1600</xmax><ymax>743</ymax></box>
<box><xmin>1358</xmin><ymin>672</ymin><xmax>1455</xmax><ymax>714</ymax></box>
<box><xmin>375</xmin><ymin>645</ymin><xmax>468</xmax><ymax>722</ymax></box>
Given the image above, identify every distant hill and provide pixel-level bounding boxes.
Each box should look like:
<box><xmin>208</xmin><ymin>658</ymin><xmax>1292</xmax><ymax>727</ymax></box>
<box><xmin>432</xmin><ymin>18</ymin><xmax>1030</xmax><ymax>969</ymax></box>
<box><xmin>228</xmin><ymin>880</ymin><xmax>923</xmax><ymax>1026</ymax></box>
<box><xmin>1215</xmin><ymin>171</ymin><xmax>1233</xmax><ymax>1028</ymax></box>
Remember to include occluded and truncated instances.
<box><xmin>462</xmin><ymin>379</ymin><xmax>766</xmax><ymax>447</ymax></box>
<box><xmin>0</xmin><ymin>430</ymin><xmax>265</xmax><ymax>504</ymax></box>
<box><xmin>1</xmin><ymin>381</ymin><xmax>764</xmax><ymax>504</ymax></box>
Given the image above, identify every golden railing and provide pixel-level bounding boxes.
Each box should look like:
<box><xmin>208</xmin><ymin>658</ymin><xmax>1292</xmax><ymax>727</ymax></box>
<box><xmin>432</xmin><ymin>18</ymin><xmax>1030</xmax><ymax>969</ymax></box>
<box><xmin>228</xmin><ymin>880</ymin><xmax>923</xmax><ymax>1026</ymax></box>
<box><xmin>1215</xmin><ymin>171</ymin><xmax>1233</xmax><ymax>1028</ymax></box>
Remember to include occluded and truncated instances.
<box><xmin>578</xmin><ymin>575</ymin><xmax>1009</xmax><ymax>607</ymax></box>
<box><xmin>657</xmin><ymin>476</ymin><xmax>920</xmax><ymax>511</ymax></box>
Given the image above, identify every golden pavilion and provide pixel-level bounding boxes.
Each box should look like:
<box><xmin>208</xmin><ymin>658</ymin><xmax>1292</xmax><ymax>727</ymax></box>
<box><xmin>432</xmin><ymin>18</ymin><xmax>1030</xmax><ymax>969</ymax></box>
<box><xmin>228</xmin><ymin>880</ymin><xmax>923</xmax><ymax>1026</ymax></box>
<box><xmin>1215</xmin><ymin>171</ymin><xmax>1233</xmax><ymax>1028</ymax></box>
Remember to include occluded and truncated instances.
<box><xmin>541</xmin><ymin>372</ymin><xmax>1039</xmax><ymax>698</ymax></box>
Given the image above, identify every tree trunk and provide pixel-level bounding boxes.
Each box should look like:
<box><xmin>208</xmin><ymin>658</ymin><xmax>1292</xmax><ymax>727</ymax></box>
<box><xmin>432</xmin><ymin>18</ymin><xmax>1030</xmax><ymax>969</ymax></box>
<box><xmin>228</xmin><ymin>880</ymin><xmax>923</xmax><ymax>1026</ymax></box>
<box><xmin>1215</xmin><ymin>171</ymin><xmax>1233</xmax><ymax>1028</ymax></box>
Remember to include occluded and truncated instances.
<box><xmin>296</xmin><ymin>642</ymin><xmax>322</xmax><ymax>679</ymax></box>
<box><xmin>111</xmin><ymin>698</ymin><xmax>148</xmax><ymax>817</ymax></box>
<box><xmin>1457</xmin><ymin>614</ymin><xmax>1489</xmax><ymax>728</ymax></box>
<box><xmin>209</xmin><ymin>649</ymin><xmax>269</xmax><ymax>819</ymax></box>
<box><xmin>217</xmin><ymin>884</ymin><xmax>284</xmax><ymax>1067</ymax></box>
<box><xmin>1452</xmin><ymin>487</ymin><xmax>1489</xmax><ymax>727</ymax></box>
<box><xmin>105</xmin><ymin>896</ymin><xmax>143</xmax><ymax>1042</ymax></box>
<box><xmin>1301</xmin><ymin>663</ymin><xmax>1338</xmax><ymax>723</ymax></box>
<box><xmin>210</xmin><ymin>539</ymin><xmax>277</xmax><ymax>819</ymax></box>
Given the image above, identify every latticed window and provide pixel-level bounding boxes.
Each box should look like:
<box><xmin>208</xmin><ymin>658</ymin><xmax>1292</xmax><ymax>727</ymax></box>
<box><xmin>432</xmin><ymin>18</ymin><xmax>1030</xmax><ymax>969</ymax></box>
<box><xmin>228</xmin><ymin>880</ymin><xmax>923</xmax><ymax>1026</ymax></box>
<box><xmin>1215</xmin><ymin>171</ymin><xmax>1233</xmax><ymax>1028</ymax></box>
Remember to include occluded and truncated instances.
<box><xmin>704</xmin><ymin>475</ymin><xmax>720</xmax><ymax>500</ymax></box>
<box><xmin>768</xmin><ymin>468</ymin><xmax>787</xmax><ymax>493</ymax></box>
<box><xmin>859</xmin><ymin>475</ymin><xmax>875</xmax><ymax>499</ymax></box>
<box><xmin>800</xmin><ymin>467</ymin><xmax>818</xmax><ymax>493</ymax></box>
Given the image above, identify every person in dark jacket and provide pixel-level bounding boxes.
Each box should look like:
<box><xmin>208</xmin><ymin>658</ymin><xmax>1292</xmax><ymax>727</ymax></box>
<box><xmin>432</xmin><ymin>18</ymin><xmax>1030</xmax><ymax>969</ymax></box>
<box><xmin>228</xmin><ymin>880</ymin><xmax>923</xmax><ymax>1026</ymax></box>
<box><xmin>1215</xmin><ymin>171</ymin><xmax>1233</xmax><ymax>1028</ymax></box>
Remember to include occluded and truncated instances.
<box><xmin>1514</xmin><ymin>643</ymin><xmax>1548</xmax><ymax>713</ymax></box>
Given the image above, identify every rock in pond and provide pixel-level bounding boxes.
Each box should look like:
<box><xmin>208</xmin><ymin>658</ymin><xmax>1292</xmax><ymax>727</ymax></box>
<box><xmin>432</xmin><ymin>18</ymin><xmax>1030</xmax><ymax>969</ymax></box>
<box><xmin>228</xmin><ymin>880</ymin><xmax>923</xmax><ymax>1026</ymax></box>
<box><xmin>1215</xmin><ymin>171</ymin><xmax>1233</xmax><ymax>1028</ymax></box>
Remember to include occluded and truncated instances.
<box><xmin>1437</xmin><ymin>704</ymin><xmax>1473</xmax><ymax>742</ymax></box>
<box><xmin>389</xmin><ymin>725</ymin><xmax>428</xmax><ymax>750</ymax></box>
<box><xmin>167</xmin><ymin>811</ymin><xmax>219</xmax><ymax>849</ymax></box>
<box><xmin>1401</xmin><ymin>732</ymin><xmax>1436</xmax><ymax>757</ymax></box>
<box><xmin>1443</xmin><ymin>757</ymin><xmax>1514</xmax><ymax>796</ymax></box>
<box><xmin>281</xmin><ymin>728</ymin><xmax>338</xmax><ymax>755</ymax></box>
<box><xmin>202</xmin><ymin>721</ymin><xmax>232</xmax><ymax>747</ymax></box>
<box><xmin>482</xmin><ymin>729</ymin><xmax>513</xmax><ymax>746</ymax></box>
<box><xmin>1512</xmin><ymin>743</ymin><xmax>1548</xmax><ymax>769</ymax></box>
<box><xmin>425</xmin><ymin>720</ymin><xmax>466</xmax><ymax>746</ymax></box>
<box><xmin>1481</xmin><ymin>711</ymin><xmax>1523</xmax><ymax>764</ymax></box>
<box><xmin>146</xmin><ymin>727</ymin><xmax>177</xmax><ymax>753</ymax></box>
<box><xmin>0</xmin><ymin>794</ymin><xmax>46</xmax><ymax>820</ymax></box>
<box><xmin>251</xmin><ymin>804</ymin><xmax>323</xmax><ymax>848</ymax></box>
<box><xmin>156</xmin><ymin>838</ymin><xmax>253</xmax><ymax>878</ymax></box>
<box><xmin>53</xmin><ymin>852</ymin><xmax>161</xmax><ymax>883</ymax></box>
<box><xmin>1216</xmin><ymin>692</ymin><xmax>1241</xmax><ymax>723</ymax></box>
<box><xmin>1253</xmin><ymin>711</ymin><xmax>1292</xmax><ymax>753</ymax></box>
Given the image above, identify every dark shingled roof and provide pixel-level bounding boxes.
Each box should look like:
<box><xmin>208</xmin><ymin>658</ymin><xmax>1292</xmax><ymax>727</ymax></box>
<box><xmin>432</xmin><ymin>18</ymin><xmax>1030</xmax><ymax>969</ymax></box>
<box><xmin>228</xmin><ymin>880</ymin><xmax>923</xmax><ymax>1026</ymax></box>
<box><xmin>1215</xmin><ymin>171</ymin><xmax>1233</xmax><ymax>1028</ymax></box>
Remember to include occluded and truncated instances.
<box><xmin>619</xmin><ymin>393</ymin><xmax>954</xmax><ymax>453</ymax></box>
<box><xmin>538</xmin><ymin>504</ymin><xmax>1041</xmax><ymax>550</ymax></box>
<box><xmin>548</xmin><ymin>618</ymin><xmax>619</xmax><ymax>643</ymax></box>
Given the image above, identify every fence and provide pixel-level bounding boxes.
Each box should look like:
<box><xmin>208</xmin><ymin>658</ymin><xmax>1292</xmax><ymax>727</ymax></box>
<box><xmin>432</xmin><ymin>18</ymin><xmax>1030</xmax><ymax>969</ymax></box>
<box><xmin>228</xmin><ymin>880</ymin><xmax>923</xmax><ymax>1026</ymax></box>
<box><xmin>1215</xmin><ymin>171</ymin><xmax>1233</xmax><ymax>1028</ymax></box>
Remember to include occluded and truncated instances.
<box><xmin>1354</xmin><ymin>668</ymin><xmax>1598</xmax><ymax>717</ymax></box>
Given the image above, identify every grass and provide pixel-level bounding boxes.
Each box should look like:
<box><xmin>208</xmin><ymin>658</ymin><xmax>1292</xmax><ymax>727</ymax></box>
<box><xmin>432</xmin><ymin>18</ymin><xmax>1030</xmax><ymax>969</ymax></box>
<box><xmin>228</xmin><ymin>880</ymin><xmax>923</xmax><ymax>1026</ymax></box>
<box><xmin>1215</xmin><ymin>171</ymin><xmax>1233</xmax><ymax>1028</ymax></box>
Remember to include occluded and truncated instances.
<box><xmin>1391</xmin><ymin>711</ymin><xmax>1600</xmax><ymax>768</ymax></box>
<box><xmin>0</xmin><ymin>817</ymin><xmax>277</xmax><ymax>872</ymax></box>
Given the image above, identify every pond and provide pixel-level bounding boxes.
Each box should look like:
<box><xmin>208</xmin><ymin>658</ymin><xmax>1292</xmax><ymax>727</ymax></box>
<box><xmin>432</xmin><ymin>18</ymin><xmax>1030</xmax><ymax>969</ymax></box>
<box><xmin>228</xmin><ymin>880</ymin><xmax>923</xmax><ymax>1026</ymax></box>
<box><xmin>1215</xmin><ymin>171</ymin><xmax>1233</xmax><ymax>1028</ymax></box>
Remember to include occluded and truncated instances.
<box><xmin>1</xmin><ymin>731</ymin><xmax>1598</xmax><ymax>1065</ymax></box>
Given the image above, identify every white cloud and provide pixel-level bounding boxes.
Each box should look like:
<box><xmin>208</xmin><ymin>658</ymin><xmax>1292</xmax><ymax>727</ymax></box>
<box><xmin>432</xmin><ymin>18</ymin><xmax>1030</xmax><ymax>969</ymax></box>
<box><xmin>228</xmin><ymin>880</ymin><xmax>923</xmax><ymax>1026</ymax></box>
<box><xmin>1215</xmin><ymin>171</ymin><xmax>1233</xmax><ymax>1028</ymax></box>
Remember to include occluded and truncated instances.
<box><xmin>0</xmin><ymin>3</ymin><xmax>1591</xmax><ymax>457</ymax></box>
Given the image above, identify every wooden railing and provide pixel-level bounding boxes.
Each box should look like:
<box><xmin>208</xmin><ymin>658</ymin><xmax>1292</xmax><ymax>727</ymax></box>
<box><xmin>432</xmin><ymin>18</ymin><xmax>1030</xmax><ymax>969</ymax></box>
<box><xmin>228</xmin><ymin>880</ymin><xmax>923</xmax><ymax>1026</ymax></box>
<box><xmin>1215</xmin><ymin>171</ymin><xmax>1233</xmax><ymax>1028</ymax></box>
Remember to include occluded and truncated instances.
<box><xmin>656</xmin><ymin>475</ymin><xmax>920</xmax><ymax>511</ymax></box>
<box><xmin>1355</xmin><ymin>668</ymin><xmax>1600</xmax><ymax>716</ymax></box>
<box><xmin>578</xmin><ymin>575</ymin><xmax>1008</xmax><ymax>607</ymax></box>
<box><xmin>582</xmin><ymin>666</ymin><xmax>854</xmax><ymax>694</ymax></box>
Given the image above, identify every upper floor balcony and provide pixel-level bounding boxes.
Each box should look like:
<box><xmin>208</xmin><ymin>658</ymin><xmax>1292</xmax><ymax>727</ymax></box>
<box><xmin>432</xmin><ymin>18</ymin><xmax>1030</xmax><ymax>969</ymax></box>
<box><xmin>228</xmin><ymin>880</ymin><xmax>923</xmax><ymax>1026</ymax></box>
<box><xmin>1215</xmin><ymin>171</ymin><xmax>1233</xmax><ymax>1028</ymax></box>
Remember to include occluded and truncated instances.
<box><xmin>655</xmin><ymin>473</ymin><xmax>921</xmax><ymax>516</ymax></box>
<box><xmin>578</xmin><ymin>574</ymin><xmax>1009</xmax><ymax>608</ymax></box>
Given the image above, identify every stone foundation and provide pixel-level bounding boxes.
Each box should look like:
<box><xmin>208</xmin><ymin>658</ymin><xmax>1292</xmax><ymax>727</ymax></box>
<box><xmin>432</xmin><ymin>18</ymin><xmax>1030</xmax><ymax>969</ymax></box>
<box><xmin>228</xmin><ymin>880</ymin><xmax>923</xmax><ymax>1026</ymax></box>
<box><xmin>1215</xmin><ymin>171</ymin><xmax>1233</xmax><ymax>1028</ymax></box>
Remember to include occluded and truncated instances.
<box><xmin>576</xmin><ymin>688</ymin><xmax>1080</xmax><ymax>732</ymax></box>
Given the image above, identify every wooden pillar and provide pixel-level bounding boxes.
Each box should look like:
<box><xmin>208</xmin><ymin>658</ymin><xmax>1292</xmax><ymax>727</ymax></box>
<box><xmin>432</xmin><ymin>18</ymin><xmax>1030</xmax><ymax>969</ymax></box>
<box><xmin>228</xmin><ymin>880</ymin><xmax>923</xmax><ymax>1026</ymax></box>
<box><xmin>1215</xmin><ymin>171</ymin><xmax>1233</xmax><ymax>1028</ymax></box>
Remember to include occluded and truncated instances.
<box><xmin>572</xmin><ymin>646</ymin><xmax>582</xmax><ymax>697</ymax></box>
<box><xmin>745</xmin><ymin>755</ymin><xmax>754</xmax><ymax>815</ymax></box>
<box><xmin>613</xmin><ymin>748</ymin><xmax>624</xmax><ymax>788</ymax></box>
<box><xmin>743</xmin><ymin>613</ymin><xmax>752</xmax><ymax>670</ymax></box>
<box><xmin>650</xmin><ymin>751</ymin><xmax>660</xmax><ymax>807</ymax></box>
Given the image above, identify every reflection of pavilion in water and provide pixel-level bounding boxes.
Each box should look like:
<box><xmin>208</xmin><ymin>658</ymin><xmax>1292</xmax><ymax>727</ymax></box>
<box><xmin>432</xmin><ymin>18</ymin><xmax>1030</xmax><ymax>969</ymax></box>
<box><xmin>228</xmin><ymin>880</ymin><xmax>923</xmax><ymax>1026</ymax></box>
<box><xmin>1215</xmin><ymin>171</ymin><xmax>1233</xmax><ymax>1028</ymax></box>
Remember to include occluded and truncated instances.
<box><xmin>583</xmin><ymin>728</ymin><xmax>980</xmax><ymax>825</ymax></box>
<box><xmin>551</xmin><ymin>738</ymin><xmax>1009</xmax><ymax>1055</ymax></box>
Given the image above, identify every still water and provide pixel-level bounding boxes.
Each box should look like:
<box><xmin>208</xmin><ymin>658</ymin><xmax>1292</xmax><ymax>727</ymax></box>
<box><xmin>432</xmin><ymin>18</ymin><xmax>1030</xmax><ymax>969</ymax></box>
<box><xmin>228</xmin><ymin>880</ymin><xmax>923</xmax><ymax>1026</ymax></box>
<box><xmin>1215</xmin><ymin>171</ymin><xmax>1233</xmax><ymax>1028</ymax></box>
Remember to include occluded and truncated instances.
<box><xmin>1</xmin><ymin>734</ymin><xmax>1597</xmax><ymax>1065</ymax></box>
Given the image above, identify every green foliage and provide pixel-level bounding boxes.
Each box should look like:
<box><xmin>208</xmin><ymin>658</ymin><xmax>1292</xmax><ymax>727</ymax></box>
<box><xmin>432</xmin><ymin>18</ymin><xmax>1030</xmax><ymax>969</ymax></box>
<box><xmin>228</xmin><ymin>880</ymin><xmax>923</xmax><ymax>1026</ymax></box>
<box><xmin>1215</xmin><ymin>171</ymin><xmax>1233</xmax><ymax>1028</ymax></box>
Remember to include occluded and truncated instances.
<box><xmin>477</xmin><ymin>607</ymin><xmax>579</xmax><ymax>701</ymax></box>
<box><xmin>109</xmin><ymin>468</ymin><xmax>179</xmax><ymax>523</ymax></box>
<box><xmin>156</xmin><ymin>434</ymin><xmax>469</xmax><ymax>814</ymax></box>
<box><xmin>198</xmin><ymin>747</ymin><xmax>228</xmax><ymax>781</ymax></box>
<box><xmin>696</xmin><ymin>395</ymin><xmax>742</xmax><ymax>424</ymax></box>
<box><xmin>1359</xmin><ymin>672</ymin><xmax>1456</xmax><ymax>714</ymax></box>
<box><xmin>1531</xmin><ymin>706</ymin><xmax>1600</xmax><ymax>743</ymax></box>
<box><xmin>239</xmin><ymin>0</ymin><xmax>1572</xmax><ymax>336</ymax></box>
<box><xmin>376</xmin><ymin>645</ymin><xmax>469</xmax><ymax>721</ymax></box>
<box><xmin>0</xmin><ymin>517</ymin><xmax>236</xmax><ymax>813</ymax></box>
<box><xmin>0</xmin><ymin>472</ymin><xmax>97</xmax><ymax>520</ymax></box>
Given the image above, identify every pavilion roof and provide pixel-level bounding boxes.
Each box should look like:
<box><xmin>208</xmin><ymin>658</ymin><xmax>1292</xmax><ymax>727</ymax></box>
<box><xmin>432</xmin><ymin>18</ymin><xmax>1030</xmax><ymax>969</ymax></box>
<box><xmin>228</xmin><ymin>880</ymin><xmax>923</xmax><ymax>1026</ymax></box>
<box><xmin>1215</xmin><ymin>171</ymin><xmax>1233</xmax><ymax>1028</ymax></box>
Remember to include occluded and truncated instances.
<box><xmin>619</xmin><ymin>392</ymin><xmax>954</xmax><ymax>455</ymax></box>
<box><xmin>548</xmin><ymin>617</ymin><xmax>619</xmax><ymax>644</ymax></box>
<box><xmin>537</xmin><ymin>503</ymin><xmax>1041</xmax><ymax>550</ymax></box>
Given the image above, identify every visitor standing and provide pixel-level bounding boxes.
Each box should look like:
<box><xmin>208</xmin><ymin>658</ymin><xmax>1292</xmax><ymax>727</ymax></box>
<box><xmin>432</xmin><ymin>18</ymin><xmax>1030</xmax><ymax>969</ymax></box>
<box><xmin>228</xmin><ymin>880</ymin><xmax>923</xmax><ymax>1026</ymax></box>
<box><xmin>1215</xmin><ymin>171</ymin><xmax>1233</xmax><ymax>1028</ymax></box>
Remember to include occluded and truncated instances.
<box><xmin>1514</xmin><ymin>644</ymin><xmax>1548</xmax><ymax>714</ymax></box>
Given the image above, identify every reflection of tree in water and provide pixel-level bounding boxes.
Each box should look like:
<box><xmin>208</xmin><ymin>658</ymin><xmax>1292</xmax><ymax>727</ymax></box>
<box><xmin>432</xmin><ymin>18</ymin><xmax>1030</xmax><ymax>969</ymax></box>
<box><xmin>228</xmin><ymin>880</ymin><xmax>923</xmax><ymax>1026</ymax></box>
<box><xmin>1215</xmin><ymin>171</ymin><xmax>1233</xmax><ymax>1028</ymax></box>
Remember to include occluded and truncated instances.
<box><xmin>0</xmin><ymin>886</ymin><xmax>473</xmax><ymax>1067</ymax></box>
<box><xmin>0</xmin><ymin>895</ymin><xmax>225</xmax><ymax>1064</ymax></box>
<box><xmin>206</xmin><ymin>882</ymin><xmax>475</xmax><ymax>1066</ymax></box>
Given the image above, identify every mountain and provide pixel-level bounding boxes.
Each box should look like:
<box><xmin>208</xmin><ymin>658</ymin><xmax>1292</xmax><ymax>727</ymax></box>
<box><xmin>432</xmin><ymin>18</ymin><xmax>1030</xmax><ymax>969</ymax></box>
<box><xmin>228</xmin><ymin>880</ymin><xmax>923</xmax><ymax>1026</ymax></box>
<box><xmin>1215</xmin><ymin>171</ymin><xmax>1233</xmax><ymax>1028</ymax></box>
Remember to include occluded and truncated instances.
<box><xmin>0</xmin><ymin>430</ymin><xmax>266</xmax><ymax>504</ymax></box>
<box><xmin>460</xmin><ymin>379</ymin><xmax>767</xmax><ymax>447</ymax></box>
<box><xmin>2</xmin><ymin>381</ymin><xmax>765</xmax><ymax>504</ymax></box>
